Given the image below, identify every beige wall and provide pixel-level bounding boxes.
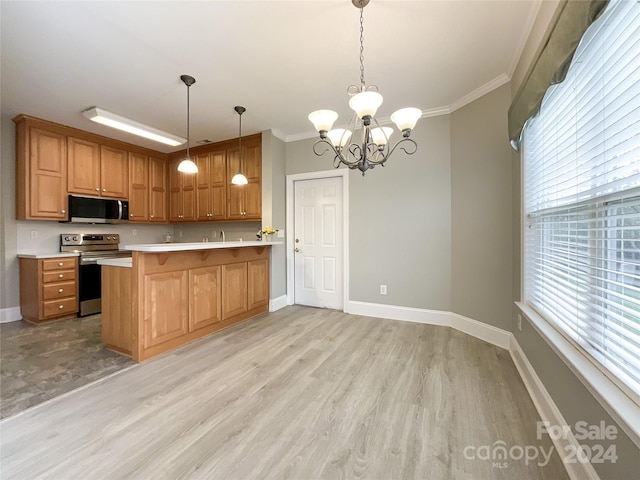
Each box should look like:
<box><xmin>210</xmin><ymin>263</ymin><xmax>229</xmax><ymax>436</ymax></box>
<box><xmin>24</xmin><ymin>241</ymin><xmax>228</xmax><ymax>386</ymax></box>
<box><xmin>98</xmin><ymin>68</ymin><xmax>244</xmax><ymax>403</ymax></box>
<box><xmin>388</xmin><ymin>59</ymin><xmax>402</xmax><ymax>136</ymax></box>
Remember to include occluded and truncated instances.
<box><xmin>450</xmin><ymin>83</ymin><xmax>514</xmax><ymax>330</ymax></box>
<box><xmin>286</xmin><ymin>116</ymin><xmax>453</xmax><ymax>311</ymax></box>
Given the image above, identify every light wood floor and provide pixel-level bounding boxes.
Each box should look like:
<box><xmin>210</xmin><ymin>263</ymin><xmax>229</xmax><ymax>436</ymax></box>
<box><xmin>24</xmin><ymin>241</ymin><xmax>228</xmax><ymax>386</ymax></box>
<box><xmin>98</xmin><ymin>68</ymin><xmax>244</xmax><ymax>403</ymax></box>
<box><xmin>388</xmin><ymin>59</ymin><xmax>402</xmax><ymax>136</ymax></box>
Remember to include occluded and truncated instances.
<box><xmin>0</xmin><ymin>306</ymin><xmax>568</xmax><ymax>479</ymax></box>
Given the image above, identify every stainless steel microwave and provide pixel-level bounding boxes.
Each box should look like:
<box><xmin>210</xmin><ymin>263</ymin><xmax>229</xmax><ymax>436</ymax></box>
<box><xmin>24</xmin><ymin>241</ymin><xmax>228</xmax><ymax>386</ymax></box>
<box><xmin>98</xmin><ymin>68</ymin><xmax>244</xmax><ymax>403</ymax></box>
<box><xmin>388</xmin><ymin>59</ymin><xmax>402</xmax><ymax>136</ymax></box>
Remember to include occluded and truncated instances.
<box><xmin>67</xmin><ymin>195</ymin><xmax>129</xmax><ymax>224</ymax></box>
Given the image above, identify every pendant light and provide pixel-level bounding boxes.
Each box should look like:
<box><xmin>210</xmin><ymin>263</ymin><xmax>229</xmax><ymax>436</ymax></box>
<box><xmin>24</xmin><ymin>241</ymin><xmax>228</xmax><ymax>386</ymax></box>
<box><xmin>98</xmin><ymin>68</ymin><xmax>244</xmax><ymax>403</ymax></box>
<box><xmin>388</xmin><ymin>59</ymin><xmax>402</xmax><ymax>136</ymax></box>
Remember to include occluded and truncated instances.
<box><xmin>177</xmin><ymin>74</ymin><xmax>198</xmax><ymax>174</ymax></box>
<box><xmin>231</xmin><ymin>106</ymin><xmax>248</xmax><ymax>185</ymax></box>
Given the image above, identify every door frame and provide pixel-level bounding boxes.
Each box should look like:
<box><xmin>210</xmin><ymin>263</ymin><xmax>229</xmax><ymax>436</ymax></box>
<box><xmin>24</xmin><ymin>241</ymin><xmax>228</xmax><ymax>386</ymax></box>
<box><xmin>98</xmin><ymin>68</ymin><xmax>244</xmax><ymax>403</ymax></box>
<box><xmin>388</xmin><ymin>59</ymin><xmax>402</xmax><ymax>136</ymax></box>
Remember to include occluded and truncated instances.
<box><xmin>286</xmin><ymin>169</ymin><xmax>349</xmax><ymax>311</ymax></box>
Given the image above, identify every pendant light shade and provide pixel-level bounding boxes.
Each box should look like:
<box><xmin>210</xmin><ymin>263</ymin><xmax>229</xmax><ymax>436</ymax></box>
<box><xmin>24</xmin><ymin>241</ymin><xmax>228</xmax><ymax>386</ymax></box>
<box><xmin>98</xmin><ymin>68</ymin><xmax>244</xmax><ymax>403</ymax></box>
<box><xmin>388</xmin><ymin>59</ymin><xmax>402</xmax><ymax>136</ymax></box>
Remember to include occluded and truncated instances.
<box><xmin>231</xmin><ymin>106</ymin><xmax>248</xmax><ymax>185</ymax></box>
<box><xmin>177</xmin><ymin>74</ymin><xmax>198</xmax><ymax>174</ymax></box>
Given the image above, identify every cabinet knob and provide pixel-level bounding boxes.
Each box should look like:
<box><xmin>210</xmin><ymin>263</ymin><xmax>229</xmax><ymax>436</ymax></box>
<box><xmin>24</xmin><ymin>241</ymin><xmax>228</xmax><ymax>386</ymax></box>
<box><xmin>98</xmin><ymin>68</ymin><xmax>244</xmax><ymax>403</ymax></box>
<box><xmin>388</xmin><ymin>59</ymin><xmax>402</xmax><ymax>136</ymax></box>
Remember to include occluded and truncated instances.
<box><xmin>150</xmin><ymin>215</ymin><xmax>154</xmax><ymax>218</ymax></box>
<box><xmin>61</xmin><ymin>209</ymin><xmax>66</xmax><ymax>214</ymax></box>
<box><xmin>58</xmin><ymin>305</ymin><xmax>64</xmax><ymax>310</ymax></box>
<box><xmin>58</xmin><ymin>274</ymin><xmax>64</xmax><ymax>278</ymax></box>
<box><xmin>130</xmin><ymin>213</ymin><xmax>133</xmax><ymax>217</ymax></box>
<box><xmin>102</xmin><ymin>188</ymin><xmax>106</xmax><ymax>192</ymax></box>
<box><xmin>95</xmin><ymin>187</ymin><xmax>100</xmax><ymax>191</ymax></box>
<box><xmin>58</xmin><ymin>262</ymin><xmax>63</xmax><ymax>266</ymax></box>
<box><xmin>58</xmin><ymin>288</ymin><xmax>64</xmax><ymax>293</ymax></box>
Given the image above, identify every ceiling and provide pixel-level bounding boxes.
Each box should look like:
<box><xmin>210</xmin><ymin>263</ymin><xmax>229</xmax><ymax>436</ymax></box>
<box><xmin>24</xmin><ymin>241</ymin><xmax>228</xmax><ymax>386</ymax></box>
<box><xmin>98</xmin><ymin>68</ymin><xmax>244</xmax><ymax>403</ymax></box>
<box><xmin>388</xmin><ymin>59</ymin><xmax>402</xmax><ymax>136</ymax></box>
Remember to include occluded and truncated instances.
<box><xmin>1</xmin><ymin>1</ymin><xmax>538</xmax><ymax>154</ymax></box>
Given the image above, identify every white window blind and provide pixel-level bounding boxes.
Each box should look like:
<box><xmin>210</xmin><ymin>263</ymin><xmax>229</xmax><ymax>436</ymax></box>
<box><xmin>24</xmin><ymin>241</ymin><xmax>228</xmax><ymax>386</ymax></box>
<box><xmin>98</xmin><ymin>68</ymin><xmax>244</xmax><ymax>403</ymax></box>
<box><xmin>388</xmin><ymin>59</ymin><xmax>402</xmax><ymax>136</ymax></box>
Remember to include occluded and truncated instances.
<box><xmin>523</xmin><ymin>0</ymin><xmax>640</xmax><ymax>402</ymax></box>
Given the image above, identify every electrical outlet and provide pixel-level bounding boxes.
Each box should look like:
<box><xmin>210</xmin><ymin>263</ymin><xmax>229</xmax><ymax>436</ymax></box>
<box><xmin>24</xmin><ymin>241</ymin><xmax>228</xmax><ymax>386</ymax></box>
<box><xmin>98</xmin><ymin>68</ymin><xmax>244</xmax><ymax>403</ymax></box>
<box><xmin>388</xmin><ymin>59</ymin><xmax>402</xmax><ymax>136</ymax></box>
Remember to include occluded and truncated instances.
<box><xmin>380</xmin><ymin>285</ymin><xmax>387</xmax><ymax>295</ymax></box>
<box><xmin>277</xmin><ymin>230</ymin><xmax>285</xmax><ymax>238</ymax></box>
<box><xmin>132</xmin><ymin>228</ymin><xmax>137</xmax><ymax>236</ymax></box>
<box><xmin>178</xmin><ymin>231</ymin><xmax>183</xmax><ymax>238</ymax></box>
<box><xmin>30</xmin><ymin>230</ymin><xmax>37</xmax><ymax>239</ymax></box>
<box><xmin>518</xmin><ymin>314</ymin><xmax>522</xmax><ymax>331</ymax></box>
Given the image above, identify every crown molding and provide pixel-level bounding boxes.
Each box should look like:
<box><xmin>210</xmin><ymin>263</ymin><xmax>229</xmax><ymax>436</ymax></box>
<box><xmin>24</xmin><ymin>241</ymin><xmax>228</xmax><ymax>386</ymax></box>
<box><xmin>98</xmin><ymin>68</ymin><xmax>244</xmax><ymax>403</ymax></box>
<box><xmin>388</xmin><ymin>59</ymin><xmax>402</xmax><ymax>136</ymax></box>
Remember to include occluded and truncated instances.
<box><xmin>449</xmin><ymin>73</ymin><xmax>511</xmax><ymax>113</ymax></box>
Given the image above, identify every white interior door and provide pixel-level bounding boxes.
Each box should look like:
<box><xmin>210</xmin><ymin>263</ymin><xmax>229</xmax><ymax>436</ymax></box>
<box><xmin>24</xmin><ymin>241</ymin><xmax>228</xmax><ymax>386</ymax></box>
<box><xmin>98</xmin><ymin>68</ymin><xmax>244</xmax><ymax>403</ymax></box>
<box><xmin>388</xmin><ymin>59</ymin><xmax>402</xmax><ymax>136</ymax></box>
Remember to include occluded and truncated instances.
<box><xmin>294</xmin><ymin>176</ymin><xmax>343</xmax><ymax>309</ymax></box>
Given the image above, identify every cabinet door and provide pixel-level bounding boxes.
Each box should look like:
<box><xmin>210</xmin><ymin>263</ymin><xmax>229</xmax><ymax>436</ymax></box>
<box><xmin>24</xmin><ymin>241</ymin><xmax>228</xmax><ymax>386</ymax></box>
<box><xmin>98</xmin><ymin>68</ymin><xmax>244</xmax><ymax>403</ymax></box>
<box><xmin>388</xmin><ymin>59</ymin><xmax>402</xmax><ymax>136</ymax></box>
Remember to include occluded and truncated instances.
<box><xmin>248</xmin><ymin>259</ymin><xmax>269</xmax><ymax>310</ymax></box>
<box><xmin>29</xmin><ymin>128</ymin><xmax>68</xmax><ymax>219</ymax></box>
<box><xmin>195</xmin><ymin>152</ymin><xmax>211</xmax><ymax>221</ymax></box>
<box><xmin>189</xmin><ymin>266</ymin><xmax>222</xmax><ymax>331</ymax></box>
<box><xmin>243</xmin><ymin>141</ymin><xmax>262</xmax><ymax>182</ymax></box>
<box><xmin>244</xmin><ymin>182</ymin><xmax>262</xmax><ymax>219</ymax></box>
<box><xmin>149</xmin><ymin>156</ymin><xmax>167</xmax><ymax>222</ymax></box>
<box><xmin>211</xmin><ymin>149</ymin><xmax>226</xmax><ymax>220</ymax></box>
<box><xmin>169</xmin><ymin>159</ymin><xmax>183</xmax><ymax>221</ymax></box>
<box><xmin>128</xmin><ymin>152</ymin><xmax>148</xmax><ymax>222</ymax></box>
<box><xmin>100</xmin><ymin>146</ymin><xmax>128</xmax><ymax>198</ymax></box>
<box><xmin>222</xmin><ymin>262</ymin><xmax>247</xmax><ymax>320</ymax></box>
<box><xmin>182</xmin><ymin>172</ymin><xmax>196</xmax><ymax>221</ymax></box>
<box><xmin>226</xmin><ymin>184</ymin><xmax>245</xmax><ymax>220</ymax></box>
<box><xmin>143</xmin><ymin>270</ymin><xmax>189</xmax><ymax>348</ymax></box>
<box><xmin>67</xmin><ymin>136</ymin><xmax>100</xmax><ymax>196</ymax></box>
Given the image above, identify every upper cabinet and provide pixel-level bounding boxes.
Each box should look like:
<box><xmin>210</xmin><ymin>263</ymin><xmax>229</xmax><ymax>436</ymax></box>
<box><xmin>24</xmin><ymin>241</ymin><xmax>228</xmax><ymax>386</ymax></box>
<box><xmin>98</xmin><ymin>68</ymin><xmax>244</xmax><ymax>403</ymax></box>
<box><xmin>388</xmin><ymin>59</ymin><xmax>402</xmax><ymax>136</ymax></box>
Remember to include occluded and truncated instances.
<box><xmin>68</xmin><ymin>138</ymin><xmax>128</xmax><ymax>199</ymax></box>
<box><xmin>226</xmin><ymin>135</ymin><xmax>262</xmax><ymax>220</ymax></box>
<box><xmin>14</xmin><ymin>114</ymin><xmax>168</xmax><ymax>222</ymax></box>
<box><xmin>149</xmin><ymin>156</ymin><xmax>167</xmax><ymax>223</ymax></box>
<box><xmin>169</xmin><ymin>133</ymin><xmax>261</xmax><ymax>223</ymax></box>
<box><xmin>14</xmin><ymin>116</ymin><xmax>68</xmax><ymax>220</ymax></box>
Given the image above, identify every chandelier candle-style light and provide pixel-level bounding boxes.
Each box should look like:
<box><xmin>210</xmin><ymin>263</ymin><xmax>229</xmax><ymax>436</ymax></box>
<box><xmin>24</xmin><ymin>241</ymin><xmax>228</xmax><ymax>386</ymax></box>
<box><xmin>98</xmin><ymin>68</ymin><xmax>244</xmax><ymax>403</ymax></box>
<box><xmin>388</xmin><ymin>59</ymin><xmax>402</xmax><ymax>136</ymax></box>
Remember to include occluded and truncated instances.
<box><xmin>308</xmin><ymin>0</ymin><xmax>421</xmax><ymax>175</ymax></box>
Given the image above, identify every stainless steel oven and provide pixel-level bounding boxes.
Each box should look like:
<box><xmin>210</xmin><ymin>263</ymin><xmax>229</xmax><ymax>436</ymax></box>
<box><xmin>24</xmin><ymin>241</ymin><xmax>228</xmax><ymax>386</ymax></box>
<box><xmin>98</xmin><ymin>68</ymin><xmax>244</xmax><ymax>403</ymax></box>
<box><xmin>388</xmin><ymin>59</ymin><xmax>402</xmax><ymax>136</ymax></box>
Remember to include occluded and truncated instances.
<box><xmin>60</xmin><ymin>233</ymin><xmax>132</xmax><ymax>316</ymax></box>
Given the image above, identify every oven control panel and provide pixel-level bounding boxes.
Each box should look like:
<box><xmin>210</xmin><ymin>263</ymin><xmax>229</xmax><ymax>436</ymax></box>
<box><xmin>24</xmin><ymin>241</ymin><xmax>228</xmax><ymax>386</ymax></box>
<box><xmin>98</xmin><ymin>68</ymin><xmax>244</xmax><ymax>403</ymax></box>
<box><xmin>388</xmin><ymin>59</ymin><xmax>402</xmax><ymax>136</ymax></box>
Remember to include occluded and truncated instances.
<box><xmin>61</xmin><ymin>234</ymin><xmax>120</xmax><ymax>246</ymax></box>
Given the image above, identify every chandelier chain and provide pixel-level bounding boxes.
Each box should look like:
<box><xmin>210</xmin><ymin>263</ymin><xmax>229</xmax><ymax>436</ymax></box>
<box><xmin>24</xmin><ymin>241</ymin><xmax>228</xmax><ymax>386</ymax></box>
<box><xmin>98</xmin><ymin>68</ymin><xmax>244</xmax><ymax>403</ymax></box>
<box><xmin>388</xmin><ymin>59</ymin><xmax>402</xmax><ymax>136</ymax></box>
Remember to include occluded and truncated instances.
<box><xmin>359</xmin><ymin>6</ymin><xmax>365</xmax><ymax>89</ymax></box>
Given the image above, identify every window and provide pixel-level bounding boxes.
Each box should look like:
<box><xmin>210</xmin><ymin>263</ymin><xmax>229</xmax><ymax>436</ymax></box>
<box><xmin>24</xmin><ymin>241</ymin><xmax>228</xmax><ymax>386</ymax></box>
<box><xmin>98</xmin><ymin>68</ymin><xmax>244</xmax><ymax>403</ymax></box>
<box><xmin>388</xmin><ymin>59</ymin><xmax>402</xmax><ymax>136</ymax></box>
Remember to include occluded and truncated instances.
<box><xmin>523</xmin><ymin>0</ymin><xmax>640</xmax><ymax>402</ymax></box>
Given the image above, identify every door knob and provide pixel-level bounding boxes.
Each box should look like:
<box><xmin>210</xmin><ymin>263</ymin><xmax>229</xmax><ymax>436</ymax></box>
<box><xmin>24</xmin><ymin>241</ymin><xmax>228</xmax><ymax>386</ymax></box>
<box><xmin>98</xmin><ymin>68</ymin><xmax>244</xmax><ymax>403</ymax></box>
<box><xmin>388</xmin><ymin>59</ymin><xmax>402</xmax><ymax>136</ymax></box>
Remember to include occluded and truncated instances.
<box><xmin>295</xmin><ymin>248</ymin><xmax>300</xmax><ymax>253</ymax></box>
<box><xmin>295</xmin><ymin>238</ymin><xmax>300</xmax><ymax>243</ymax></box>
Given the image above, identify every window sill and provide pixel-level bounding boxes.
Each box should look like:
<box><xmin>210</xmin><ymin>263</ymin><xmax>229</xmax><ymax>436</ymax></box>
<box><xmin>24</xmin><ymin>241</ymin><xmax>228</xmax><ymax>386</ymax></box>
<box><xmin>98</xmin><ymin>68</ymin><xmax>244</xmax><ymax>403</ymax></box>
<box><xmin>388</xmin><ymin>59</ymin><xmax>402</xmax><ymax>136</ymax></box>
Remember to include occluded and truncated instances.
<box><xmin>516</xmin><ymin>302</ymin><xmax>640</xmax><ymax>449</ymax></box>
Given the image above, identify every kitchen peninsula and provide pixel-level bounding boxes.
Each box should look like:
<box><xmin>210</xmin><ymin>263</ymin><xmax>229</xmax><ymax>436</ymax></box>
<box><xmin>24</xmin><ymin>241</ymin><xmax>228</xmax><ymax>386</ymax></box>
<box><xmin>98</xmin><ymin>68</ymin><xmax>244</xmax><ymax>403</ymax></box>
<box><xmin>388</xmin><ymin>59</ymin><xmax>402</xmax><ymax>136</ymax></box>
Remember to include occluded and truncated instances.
<box><xmin>100</xmin><ymin>241</ymin><xmax>280</xmax><ymax>362</ymax></box>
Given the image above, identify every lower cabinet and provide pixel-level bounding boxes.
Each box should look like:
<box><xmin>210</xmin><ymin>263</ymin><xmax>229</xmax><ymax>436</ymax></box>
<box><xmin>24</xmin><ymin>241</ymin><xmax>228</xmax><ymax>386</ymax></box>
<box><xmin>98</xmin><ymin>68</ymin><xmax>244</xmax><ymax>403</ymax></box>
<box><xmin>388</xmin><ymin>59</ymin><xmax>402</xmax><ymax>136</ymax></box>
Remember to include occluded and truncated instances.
<box><xmin>190</xmin><ymin>265</ymin><xmax>222</xmax><ymax>331</ymax></box>
<box><xmin>143</xmin><ymin>270</ymin><xmax>189</xmax><ymax>349</ymax></box>
<box><xmin>19</xmin><ymin>256</ymin><xmax>78</xmax><ymax>323</ymax></box>
<box><xmin>222</xmin><ymin>262</ymin><xmax>248</xmax><ymax>320</ymax></box>
<box><xmin>121</xmin><ymin>246</ymin><xmax>270</xmax><ymax>362</ymax></box>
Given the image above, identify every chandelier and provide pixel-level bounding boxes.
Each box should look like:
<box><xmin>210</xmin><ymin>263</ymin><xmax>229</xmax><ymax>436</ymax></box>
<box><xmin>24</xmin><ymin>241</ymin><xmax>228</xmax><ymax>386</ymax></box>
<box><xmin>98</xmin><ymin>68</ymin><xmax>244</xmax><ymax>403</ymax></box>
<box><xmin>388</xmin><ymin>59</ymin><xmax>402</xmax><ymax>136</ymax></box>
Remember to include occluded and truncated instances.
<box><xmin>308</xmin><ymin>0</ymin><xmax>421</xmax><ymax>175</ymax></box>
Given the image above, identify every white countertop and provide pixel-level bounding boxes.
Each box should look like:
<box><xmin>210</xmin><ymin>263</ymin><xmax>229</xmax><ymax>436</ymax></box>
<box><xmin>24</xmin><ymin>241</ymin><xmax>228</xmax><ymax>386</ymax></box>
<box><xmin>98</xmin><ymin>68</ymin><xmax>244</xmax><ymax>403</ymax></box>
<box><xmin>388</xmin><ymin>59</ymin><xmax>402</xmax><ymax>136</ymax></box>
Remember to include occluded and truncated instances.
<box><xmin>98</xmin><ymin>257</ymin><xmax>133</xmax><ymax>268</ymax></box>
<box><xmin>17</xmin><ymin>252</ymin><xmax>80</xmax><ymax>259</ymax></box>
<box><xmin>123</xmin><ymin>240</ymin><xmax>283</xmax><ymax>252</ymax></box>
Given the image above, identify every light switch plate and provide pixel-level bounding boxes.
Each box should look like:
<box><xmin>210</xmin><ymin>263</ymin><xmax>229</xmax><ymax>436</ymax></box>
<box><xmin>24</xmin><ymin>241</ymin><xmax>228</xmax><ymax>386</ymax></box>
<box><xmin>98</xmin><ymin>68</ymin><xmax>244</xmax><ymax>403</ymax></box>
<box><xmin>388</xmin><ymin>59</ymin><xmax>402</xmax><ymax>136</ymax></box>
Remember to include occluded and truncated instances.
<box><xmin>277</xmin><ymin>230</ymin><xmax>285</xmax><ymax>238</ymax></box>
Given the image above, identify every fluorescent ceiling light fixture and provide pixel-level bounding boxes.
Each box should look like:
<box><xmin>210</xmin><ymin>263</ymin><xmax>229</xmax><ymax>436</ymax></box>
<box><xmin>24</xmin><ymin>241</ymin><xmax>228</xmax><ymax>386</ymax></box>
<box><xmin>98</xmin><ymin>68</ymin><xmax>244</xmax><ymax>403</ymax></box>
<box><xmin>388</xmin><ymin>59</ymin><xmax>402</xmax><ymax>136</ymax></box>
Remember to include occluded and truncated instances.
<box><xmin>82</xmin><ymin>107</ymin><xmax>186</xmax><ymax>147</ymax></box>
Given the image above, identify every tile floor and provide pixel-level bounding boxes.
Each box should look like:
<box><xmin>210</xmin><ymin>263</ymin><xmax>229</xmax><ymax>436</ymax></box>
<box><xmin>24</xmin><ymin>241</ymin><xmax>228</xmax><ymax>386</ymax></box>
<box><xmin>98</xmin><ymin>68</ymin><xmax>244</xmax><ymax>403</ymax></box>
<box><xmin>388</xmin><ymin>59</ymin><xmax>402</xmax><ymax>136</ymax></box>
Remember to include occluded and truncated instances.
<box><xmin>0</xmin><ymin>315</ymin><xmax>133</xmax><ymax>419</ymax></box>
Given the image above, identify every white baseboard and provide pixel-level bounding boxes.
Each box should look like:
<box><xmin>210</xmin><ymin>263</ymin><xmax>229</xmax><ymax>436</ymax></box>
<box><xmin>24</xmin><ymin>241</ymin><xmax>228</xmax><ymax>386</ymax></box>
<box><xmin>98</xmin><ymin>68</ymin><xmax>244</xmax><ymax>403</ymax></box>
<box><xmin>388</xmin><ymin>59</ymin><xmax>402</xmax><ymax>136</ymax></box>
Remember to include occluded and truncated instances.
<box><xmin>510</xmin><ymin>336</ymin><xmax>600</xmax><ymax>480</ymax></box>
<box><xmin>269</xmin><ymin>295</ymin><xmax>288</xmax><ymax>312</ymax></box>
<box><xmin>346</xmin><ymin>300</ymin><xmax>510</xmax><ymax>350</ymax></box>
<box><xmin>0</xmin><ymin>307</ymin><xmax>22</xmax><ymax>323</ymax></box>
<box><xmin>450</xmin><ymin>311</ymin><xmax>511</xmax><ymax>350</ymax></box>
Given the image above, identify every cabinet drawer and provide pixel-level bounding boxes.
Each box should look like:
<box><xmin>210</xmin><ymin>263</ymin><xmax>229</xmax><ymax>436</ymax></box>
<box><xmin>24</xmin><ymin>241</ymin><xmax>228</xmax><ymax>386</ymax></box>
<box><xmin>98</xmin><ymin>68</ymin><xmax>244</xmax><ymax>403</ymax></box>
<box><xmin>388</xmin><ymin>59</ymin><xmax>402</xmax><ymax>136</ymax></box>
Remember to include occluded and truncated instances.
<box><xmin>43</xmin><ymin>281</ymin><xmax>76</xmax><ymax>300</ymax></box>
<box><xmin>42</xmin><ymin>269</ymin><xmax>76</xmax><ymax>283</ymax></box>
<box><xmin>43</xmin><ymin>297</ymin><xmax>77</xmax><ymax>318</ymax></box>
<box><xmin>42</xmin><ymin>258</ymin><xmax>76</xmax><ymax>271</ymax></box>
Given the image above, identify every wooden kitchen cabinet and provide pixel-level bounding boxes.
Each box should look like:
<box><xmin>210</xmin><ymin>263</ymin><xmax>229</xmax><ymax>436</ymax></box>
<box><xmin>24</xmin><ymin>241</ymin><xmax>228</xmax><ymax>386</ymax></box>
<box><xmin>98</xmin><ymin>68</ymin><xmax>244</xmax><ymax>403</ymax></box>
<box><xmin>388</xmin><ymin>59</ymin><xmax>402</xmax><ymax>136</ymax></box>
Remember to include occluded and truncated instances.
<box><xmin>14</xmin><ymin>116</ymin><xmax>68</xmax><ymax>220</ymax></box>
<box><xmin>169</xmin><ymin>156</ymin><xmax>196</xmax><ymax>222</ymax></box>
<box><xmin>248</xmin><ymin>258</ymin><xmax>269</xmax><ymax>310</ymax></box>
<box><xmin>222</xmin><ymin>262</ymin><xmax>248</xmax><ymax>320</ymax></box>
<box><xmin>189</xmin><ymin>265</ymin><xmax>222</xmax><ymax>331</ymax></box>
<box><xmin>19</xmin><ymin>256</ymin><xmax>78</xmax><ymax>323</ymax></box>
<box><xmin>128</xmin><ymin>152</ymin><xmax>149</xmax><ymax>222</ymax></box>
<box><xmin>67</xmin><ymin>140</ymin><xmax>128</xmax><ymax>199</ymax></box>
<box><xmin>143</xmin><ymin>270</ymin><xmax>189</xmax><ymax>348</ymax></box>
<box><xmin>195</xmin><ymin>149</ymin><xmax>226</xmax><ymax>221</ymax></box>
<box><xmin>149</xmin><ymin>156</ymin><xmax>167</xmax><ymax>222</ymax></box>
<box><xmin>67</xmin><ymin>136</ymin><xmax>101</xmax><ymax>197</ymax></box>
<box><xmin>226</xmin><ymin>135</ymin><xmax>262</xmax><ymax>220</ymax></box>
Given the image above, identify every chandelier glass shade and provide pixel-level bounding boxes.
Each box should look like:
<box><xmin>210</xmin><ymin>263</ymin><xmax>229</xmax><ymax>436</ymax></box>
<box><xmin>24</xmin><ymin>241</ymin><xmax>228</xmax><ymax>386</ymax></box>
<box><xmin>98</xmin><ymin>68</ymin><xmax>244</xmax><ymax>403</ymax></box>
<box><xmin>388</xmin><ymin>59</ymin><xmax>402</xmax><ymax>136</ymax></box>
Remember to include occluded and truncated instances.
<box><xmin>177</xmin><ymin>74</ymin><xmax>198</xmax><ymax>174</ymax></box>
<box><xmin>308</xmin><ymin>0</ymin><xmax>421</xmax><ymax>175</ymax></box>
